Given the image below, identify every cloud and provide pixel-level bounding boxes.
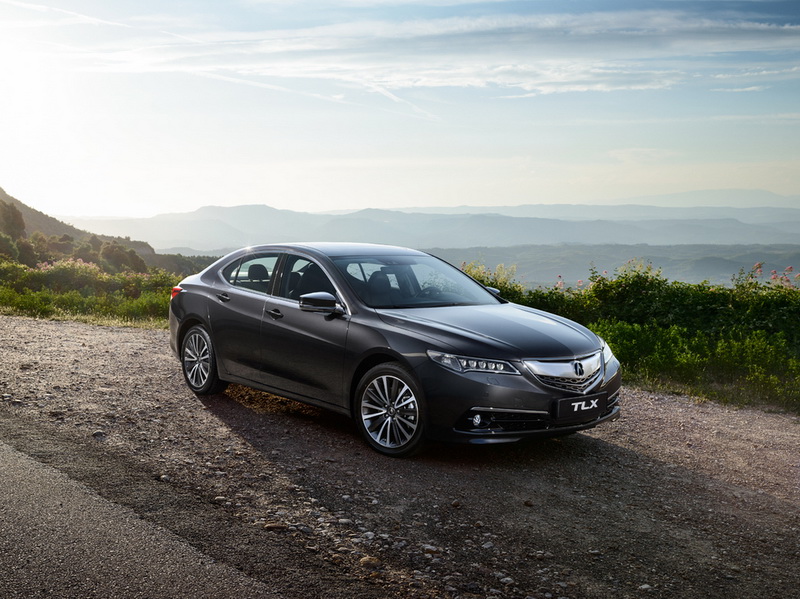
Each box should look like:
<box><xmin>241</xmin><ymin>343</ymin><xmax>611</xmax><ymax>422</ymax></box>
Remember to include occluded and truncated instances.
<box><xmin>3</xmin><ymin>1</ymin><xmax>799</xmax><ymax>107</ymax></box>
<box><xmin>242</xmin><ymin>0</ymin><xmax>509</xmax><ymax>6</ymax></box>
<box><xmin>711</xmin><ymin>86</ymin><xmax>768</xmax><ymax>92</ymax></box>
<box><xmin>0</xmin><ymin>0</ymin><xmax>133</xmax><ymax>28</ymax></box>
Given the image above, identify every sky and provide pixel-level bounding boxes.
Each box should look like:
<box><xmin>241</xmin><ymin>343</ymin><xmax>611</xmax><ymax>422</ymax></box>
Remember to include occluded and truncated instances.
<box><xmin>0</xmin><ymin>1</ymin><xmax>798</xmax><ymax>218</ymax></box>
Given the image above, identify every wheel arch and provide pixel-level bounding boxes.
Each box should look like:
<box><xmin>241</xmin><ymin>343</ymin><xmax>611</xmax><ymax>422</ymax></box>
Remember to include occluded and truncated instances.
<box><xmin>348</xmin><ymin>352</ymin><xmax>410</xmax><ymax>417</ymax></box>
<box><xmin>177</xmin><ymin>316</ymin><xmax>206</xmax><ymax>352</ymax></box>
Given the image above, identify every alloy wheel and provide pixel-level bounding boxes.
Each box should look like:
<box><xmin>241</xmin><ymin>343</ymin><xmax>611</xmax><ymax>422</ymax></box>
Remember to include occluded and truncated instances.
<box><xmin>183</xmin><ymin>331</ymin><xmax>210</xmax><ymax>389</ymax></box>
<box><xmin>360</xmin><ymin>374</ymin><xmax>420</xmax><ymax>450</ymax></box>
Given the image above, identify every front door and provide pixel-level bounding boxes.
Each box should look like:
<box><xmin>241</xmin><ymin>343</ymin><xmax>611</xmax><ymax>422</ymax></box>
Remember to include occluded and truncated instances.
<box><xmin>258</xmin><ymin>255</ymin><xmax>349</xmax><ymax>406</ymax></box>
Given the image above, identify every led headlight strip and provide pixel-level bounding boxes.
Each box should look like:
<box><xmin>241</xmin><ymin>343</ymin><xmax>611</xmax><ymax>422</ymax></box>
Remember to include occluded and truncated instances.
<box><xmin>427</xmin><ymin>350</ymin><xmax>520</xmax><ymax>375</ymax></box>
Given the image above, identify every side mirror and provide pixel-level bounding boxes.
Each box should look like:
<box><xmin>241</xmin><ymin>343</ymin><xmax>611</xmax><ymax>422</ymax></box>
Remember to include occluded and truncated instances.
<box><xmin>486</xmin><ymin>286</ymin><xmax>501</xmax><ymax>296</ymax></box>
<box><xmin>299</xmin><ymin>291</ymin><xmax>344</xmax><ymax>315</ymax></box>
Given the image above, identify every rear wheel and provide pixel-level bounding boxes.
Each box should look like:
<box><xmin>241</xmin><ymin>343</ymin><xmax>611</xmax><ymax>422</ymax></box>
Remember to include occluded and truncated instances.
<box><xmin>355</xmin><ymin>363</ymin><xmax>426</xmax><ymax>457</ymax></box>
<box><xmin>181</xmin><ymin>325</ymin><xmax>228</xmax><ymax>395</ymax></box>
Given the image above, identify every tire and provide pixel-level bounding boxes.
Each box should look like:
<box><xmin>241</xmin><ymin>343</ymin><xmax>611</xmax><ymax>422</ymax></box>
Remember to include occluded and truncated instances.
<box><xmin>180</xmin><ymin>325</ymin><xmax>228</xmax><ymax>395</ymax></box>
<box><xmin>355</xmin><ymin>363</ymin><xmax>426</xmax><ymax>457</ymax></box>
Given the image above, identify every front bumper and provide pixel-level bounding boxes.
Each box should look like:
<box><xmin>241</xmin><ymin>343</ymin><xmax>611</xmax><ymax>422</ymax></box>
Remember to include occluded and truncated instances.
<box><xmin>454</xmin><ymin>397</ymin><xmax>620</xmax><ymax>444</ymax></box>
<box><xmin>417</xmin><ymin>359</ymin><xmax>622</xmax><ymax>444</ymax></box>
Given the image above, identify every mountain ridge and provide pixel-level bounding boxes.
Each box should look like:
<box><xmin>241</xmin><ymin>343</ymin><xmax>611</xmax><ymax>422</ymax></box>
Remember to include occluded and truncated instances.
<box><xmin>66</xmin><ymin>200</ymin><xmax>800</xmax><ymax>253</ymax></box>
<box><xmin>0</xmin><ymin>186</ymin><xmax>155</xmax><ymax>255</ymax></box>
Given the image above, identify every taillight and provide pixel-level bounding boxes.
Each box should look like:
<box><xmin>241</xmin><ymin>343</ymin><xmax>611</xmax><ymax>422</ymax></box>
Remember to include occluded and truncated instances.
<box><xmin>171</xmin><ymin>286</ymin><xmax>183</xmax><ymax>300</ymax></box>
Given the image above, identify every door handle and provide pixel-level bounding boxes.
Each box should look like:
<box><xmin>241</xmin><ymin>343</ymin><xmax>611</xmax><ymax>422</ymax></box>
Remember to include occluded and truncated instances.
<box><xmin>216</xmin><ymin>293</ymin><xmax>230</xmax><ymax>302</ymax></box>
<box><xmin>267</xmin><ymin>308</ymin><xmax>283</xmax><ymax>320</ymax></box>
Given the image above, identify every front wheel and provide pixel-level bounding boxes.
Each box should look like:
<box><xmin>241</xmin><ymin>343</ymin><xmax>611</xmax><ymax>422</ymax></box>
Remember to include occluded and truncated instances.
<box><xmin>180</xmin><ymin>325</ymin><xmax>228</xmax><ymax>395</ymax></box>
<box><xmin>355</xmin><ymin>363</ymin><xmax>426</xmax><ymax>457</ymax></box>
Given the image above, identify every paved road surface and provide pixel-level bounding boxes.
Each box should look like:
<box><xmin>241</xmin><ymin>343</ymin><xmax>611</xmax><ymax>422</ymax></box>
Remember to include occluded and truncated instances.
<box><xmin>0</xmin><ymin>441</ymin><xmax>280</xmax><ymax>599</ymax></box>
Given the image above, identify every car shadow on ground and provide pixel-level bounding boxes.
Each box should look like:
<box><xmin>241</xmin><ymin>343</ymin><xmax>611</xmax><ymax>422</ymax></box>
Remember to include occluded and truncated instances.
<box><xmin>201</xmin><ymin>384</ymin><xmax>590</xmax><ymax>466</ymax></box>
<box><xmin>197</xmin><ymin>384</ymin><xmax>800</xmax><ymax>599</ymax></box>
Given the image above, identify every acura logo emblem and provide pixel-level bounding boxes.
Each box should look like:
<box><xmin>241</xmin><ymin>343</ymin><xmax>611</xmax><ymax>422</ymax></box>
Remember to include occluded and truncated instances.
<box><xmin>572</xmin><ymin>361</ymin><xmax>585</xmax><ymax>377</ymax></box>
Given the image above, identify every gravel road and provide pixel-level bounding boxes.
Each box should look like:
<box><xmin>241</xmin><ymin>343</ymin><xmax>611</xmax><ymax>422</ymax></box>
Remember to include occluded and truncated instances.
<box><xmin>0</xmin><ymin>315</ymin><xmax>798</xmax><ymax>598</ymax></box>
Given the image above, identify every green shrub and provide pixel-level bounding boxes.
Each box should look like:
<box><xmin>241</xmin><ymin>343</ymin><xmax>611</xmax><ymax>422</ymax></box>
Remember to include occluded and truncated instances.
<box><xmin>114</xmin><ymin>291</ymin><xmax>171</xmax><ymax>320</ymax></box>
<box><xmin>0</xmin><ymin>258</ymin><xmax>178</xmax><ymax>324</ymax></box>
<box><xmin>0</xmin><ymin>288</ymin><xmax>56</xmax><ymax>318</ymax></box>
<box><xmin>708</xmin><ymin>330</ymin><xmax>800</xmax><ymax>408</ymax></box>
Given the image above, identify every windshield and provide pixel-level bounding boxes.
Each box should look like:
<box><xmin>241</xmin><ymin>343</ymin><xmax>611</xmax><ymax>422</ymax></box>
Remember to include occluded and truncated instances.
<box><xmin>331</xmin><ymin>254</ymin><xmax>502</xmax><ymax>308</ymax></box>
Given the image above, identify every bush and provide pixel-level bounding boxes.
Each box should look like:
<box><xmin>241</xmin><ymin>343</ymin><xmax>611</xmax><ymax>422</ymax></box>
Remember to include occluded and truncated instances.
<box><xmin>0</xmin><ymin>258</ymin><xmax>178</xmax><ymax>325</ymax></box>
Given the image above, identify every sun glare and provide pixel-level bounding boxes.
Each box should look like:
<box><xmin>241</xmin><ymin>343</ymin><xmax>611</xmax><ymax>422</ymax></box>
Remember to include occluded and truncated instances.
<box><xmin>0</xmin><ymin>33</ymin><xmax>62</xmax><ymax>116</ymax></box>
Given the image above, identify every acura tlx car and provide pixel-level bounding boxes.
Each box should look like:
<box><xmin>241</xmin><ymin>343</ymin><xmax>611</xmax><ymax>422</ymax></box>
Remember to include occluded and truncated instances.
<box><xmin>169</xmin><ymin>242</ymin><xmax>621</xmax><ymax>457</ymax></box>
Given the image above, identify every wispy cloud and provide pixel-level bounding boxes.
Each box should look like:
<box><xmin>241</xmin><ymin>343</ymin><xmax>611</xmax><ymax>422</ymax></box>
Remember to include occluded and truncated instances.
<box><xmin>242</xmin><ymin>0</ymin><xmax>511</xmax><ymax>6</ymax></box>
<box><xmin>3</xmin><ymin>1</ymin><xmax>799</xmax><ymax>110</ymax></box>
<box><xmin>0</xmin><ymin>0</ymin><xmax>133</xmax><ymax>28</ymax></box>
<box><xmin>571</xmin><ymin>113</ymin><xmax>800</xmax><ymax>128</ymax></box>
<box><xmin>711</xmin><ymin>86</ymin><xmax>768</xmax><ymax>92</ymax></box>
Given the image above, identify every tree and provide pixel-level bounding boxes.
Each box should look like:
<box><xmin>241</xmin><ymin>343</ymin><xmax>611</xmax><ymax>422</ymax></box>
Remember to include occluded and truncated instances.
<box><xmin>28</xmin><ymin>232</ymin><xmax>49</xmax><ymax>262</ymax></box>
<box><xmin>0</xmin><ymin>200</ymin><xmax>26</xmax><ymax>240</ymax></box>
<box><xmin>47</xmin><ymin>234</ymin><xmax>75</xmax><ymax>257</ymax></box>
<box><xmin>87</xmin><ymin>235</ymin><xmax>103</xmax><ymax>252</ymax></box>
<box><xmin>15</xmin><ymin>237</ymin><xmax>38</xmax><ymax>267</ymax></box>
<box><xmin>99</xmin><ymin>241</ymin><xmax>148</xmax><ymax>273</ymax></box>
<box><xmin>0</xmin><ymin>232</ymin><xmax>19</xmax><ymax>261</ymax></box>
<box><xmin>72</xmin><ymin>241</ymin><xmax>100</xmax><ymax>265</ymax></box>
<box><xmin>126</xmin><ymin>248</ymin><xmax>147</xmax><ymax>273</ymax></box>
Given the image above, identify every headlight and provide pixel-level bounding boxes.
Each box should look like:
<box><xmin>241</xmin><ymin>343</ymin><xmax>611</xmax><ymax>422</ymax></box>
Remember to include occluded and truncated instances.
<box><xmin>427</xmin><ymin>350</ymin><xmax>519</xmax><ymax>375</ymax></box>
<box><xmin>600</xmin><ymin>338</ymin><xmax>615</xmax><ymax>364</ymax></box>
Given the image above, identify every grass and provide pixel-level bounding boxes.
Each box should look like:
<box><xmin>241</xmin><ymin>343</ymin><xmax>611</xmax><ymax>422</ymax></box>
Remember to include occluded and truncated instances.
<box><xmin>0</xmin><ymin>303</ymin><xmax>169</xmax><ymax>329</ymax></box>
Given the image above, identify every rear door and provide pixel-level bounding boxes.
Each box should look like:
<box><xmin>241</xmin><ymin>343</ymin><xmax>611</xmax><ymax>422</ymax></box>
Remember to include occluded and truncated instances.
<box><xmin>207</xmin><ymin>252</ymin><xmax>280</xmax><ymax>381</ymax></box>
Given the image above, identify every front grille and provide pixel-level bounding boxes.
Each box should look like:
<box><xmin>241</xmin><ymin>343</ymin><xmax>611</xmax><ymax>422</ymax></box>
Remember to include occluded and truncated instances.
<box><xmin>524</xmin><ymin>352</ymin><xmax>604</xmax><ymax>394</ymax></box>
<box><xmin>536</xmin><ymin>368</ymin><xmax>601</xmax><ymax>393</ymax></box>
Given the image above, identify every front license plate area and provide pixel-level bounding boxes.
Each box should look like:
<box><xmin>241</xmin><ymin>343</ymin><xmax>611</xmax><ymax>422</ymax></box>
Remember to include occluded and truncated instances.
<box><xmin>556</xmin><ymin>392</ymin><xmax>607</xmax><ymax>423</ymax></box>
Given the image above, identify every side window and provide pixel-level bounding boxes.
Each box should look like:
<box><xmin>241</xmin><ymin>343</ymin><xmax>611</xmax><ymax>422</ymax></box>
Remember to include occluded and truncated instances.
<box><xmin>229</xmin><ymin>254</ymin><xmax>279</xmax><ymax>294</ymax></box>
<box><xmin>277</xmin><ymin>256</ymin><xmax>336</xmax><ymax>300</ymax></box>
<box><xmin>221</xmin><ymin>258</ymin><xmax>243</xmax><ymax>284</ymax></box>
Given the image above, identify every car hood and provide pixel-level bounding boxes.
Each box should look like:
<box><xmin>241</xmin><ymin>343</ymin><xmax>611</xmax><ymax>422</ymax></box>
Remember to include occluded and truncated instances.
<box><xmin>378</xmin><ymin>303</ymin><xmax>600</xmax><ymax>359</ymax></box>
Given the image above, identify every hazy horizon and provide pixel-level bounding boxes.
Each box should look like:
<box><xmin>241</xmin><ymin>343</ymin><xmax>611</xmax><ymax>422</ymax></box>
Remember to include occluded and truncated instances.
<box><xmin>45</xmin><ymin>188</ymin><xmax>800</xmax><ymax>221</ymax></box>
<box><xmin>1</xmin><ymin>1</ymin><xmax>798</xmax><ymax>219</ymax></box>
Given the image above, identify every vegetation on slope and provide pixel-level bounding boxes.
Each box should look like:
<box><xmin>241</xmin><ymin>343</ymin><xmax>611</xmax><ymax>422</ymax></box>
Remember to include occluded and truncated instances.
<box><xmin>0</xmin><ymin>197</ymin><xmax>182</xmax><ymax>327</ymax></box>
<box><xmin>0</xmin><ymin>258</ymin><xmax>175</xmax><ymax>327</ymax></box>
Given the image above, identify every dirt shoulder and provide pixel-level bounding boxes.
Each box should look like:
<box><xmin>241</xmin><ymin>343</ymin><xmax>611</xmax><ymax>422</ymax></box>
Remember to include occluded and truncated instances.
<box><xmin>0</xmin><ymin>315</ymin><xmax>798</xmax><ymax>598</ymax></box>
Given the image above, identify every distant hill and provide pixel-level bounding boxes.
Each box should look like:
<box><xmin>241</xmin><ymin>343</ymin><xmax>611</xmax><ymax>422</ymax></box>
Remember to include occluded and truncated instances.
<box><xmin>0</xmin><ymin>187</ymin><xmax>155</xmax><ymax>255</ymax></box>
<box><xmin>8</xmin><ymin>185</ymin><xmax>800</xmax><ymax>285</ymax></box>
<box><xmin>398</xmin><ymin>202</ymin><xmax>800</xmax><ymax>225</ymax></box>
<box><xmin>151</xmin><ymin>241</ymin><xmax>800</xmax><ymax>286</ymax></box>
<box><xmin>2</xmin><ymin>186</ymin><xmax>93</xmax><ymax>239</ymax></box>
<box><xmin>400</xmin><ymin>189</ymin><xmax>800</xmax><ymax>215</ymax></box>
<box><xmin>67</xmin><ymin>197</ymin><xmax>800</xmax><ymax>253</ymax></box>
<box><xmin>427</xmin><ymin>244</ymin><xmax>800</xmax><ymax>287</ymax></box>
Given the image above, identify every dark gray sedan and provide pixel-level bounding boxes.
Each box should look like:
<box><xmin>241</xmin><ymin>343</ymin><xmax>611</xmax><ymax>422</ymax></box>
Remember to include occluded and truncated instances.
<box><xmin>169</xmin><ymin>242</ymin><xmax>621</xmax><ymax>456</ymax></box>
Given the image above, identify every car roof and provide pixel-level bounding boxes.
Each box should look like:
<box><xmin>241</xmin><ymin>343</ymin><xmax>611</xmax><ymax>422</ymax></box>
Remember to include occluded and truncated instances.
<box><xmin>245</xmin><ymin>242</ymin><xmax>428</xmax><ymax>258</ymax></box>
